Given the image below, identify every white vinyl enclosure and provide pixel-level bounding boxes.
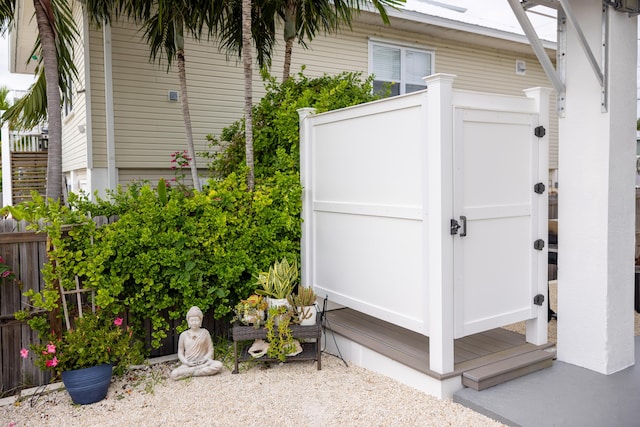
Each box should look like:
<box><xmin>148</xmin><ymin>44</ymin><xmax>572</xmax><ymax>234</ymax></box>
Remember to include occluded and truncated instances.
<box><xmin>299</xmin><ymin>74</ymin><xmax>551</xmax><ymax>374</ymax></box>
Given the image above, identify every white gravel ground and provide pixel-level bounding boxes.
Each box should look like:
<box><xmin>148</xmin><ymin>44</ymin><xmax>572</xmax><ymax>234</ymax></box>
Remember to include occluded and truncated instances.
<box><xmin>1</xmin><ymin>353</ymin><xmax>504</xmax><ymax>427</ymax></box>
<box><xmin>4</xmin><ymin>282</ymin><xmax>639</xmax><ymax>427</ymax></box>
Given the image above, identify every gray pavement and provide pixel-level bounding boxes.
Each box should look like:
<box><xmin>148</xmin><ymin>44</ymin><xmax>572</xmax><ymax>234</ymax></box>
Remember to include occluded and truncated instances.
<box><xmin>454</xmin><ymin>337</ymin><xmax>640</xmax><ymax>427</ymax></box>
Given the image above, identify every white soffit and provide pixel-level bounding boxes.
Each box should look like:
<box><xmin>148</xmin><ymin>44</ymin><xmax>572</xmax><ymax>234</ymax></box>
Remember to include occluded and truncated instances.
<box><xmin>360</xmin><ymin>0</ymin><xmax>557</xmax><ymax>55</ymax></box>
<box><xmin>10</xmin><ymin>0</ymin><xmax>38</xmax><ymax>74</ymax></box>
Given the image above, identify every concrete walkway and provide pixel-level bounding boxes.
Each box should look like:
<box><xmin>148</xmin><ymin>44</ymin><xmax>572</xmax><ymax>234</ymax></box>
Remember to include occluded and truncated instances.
<box><xmin>454</xmin><ymin>337</ymin><xmax>640</xmax><ymax>427</ymax></box>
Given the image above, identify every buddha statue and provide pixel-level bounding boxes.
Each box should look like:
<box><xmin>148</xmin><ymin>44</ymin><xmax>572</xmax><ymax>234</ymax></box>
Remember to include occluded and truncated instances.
<box><xmin>170</xmin><ymin>306</ymin><xmax>223</xmax><ymax>380</ymax></box>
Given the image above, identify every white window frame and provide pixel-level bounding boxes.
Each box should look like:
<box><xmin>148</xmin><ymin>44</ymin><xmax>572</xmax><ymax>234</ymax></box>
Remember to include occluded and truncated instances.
<box><xmin>368</xmin><ymin>38</ymin><xmax>435</xmax><ymax>96</ymax></box>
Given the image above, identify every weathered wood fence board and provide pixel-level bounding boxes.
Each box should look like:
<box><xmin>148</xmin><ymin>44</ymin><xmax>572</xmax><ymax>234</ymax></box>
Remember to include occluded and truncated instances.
<box><xmin>0</xmin><ymin>220</ymin><xmax>50</xmax><ymax>395</ymax></box>
<box><xmin>11</xmin><ymin>152</ymin><xmax>47</xmax><ymax>205</ymax></box>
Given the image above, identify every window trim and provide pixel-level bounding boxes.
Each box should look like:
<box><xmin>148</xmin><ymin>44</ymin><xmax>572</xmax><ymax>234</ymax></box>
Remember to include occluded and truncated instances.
<box><xmin>368</xmin><ymin>38</ymin><xmax>435</xmax><ymax>96</ymax></box>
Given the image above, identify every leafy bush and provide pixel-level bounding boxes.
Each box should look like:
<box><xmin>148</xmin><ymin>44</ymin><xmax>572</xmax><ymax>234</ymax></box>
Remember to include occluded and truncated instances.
<box><xmin>204</xmin><ymin>69</ymin><xmax>379</xmax><ymax>178</ymax></box>
<box><xmin>65</xmin><ymin>171</ymin><xmax>300</xmax><ymax>348</ymax></box>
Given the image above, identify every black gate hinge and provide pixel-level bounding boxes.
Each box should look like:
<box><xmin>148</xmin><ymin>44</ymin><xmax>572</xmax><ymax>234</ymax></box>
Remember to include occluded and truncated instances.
<box><xmin>533</xmin><ymin>294</ymin><xmax>545</xmax><ymax>306</ymax></box>
<box><xmin>534</xmin><ymin>183</ymin><xmax>546</xmax><ymax>194</ymax></box>
<box><xmin>534</xmin><ymin>239</ymin><xmax>545</xmax><ymax>250</ymax></box>
<box><xmin>534</xmin><ymin>126</ymin><xmax>546</xmax><ymax>138</ymax></box>
<box><xmin>450</xmin><ymin>219</ymin><xmax>460</xmax><ymax>235</ymax></box>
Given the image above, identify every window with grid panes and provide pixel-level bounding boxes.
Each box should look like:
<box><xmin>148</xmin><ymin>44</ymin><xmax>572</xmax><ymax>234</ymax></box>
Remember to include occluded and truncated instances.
<box><xmin>370</xmin><ymin>41</ymin><xmax>433</xmax><ymax>96</ymax></box>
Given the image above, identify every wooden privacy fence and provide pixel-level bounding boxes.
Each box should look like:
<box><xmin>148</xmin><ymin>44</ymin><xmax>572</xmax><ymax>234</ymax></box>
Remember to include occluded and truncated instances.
<box><xmin>0</xmin><ymin>220</ymin><xmax>49</xmax><ymax>395</ymax></box>
<box><xmin>10</xmin><ymin>152</ymin><xmax>48</xmax><ymax>206</ymax></box>
<box><xmin>0</xmin><ymin>218</ymin><xmax>227</xmax><ymax>396</ymax></box>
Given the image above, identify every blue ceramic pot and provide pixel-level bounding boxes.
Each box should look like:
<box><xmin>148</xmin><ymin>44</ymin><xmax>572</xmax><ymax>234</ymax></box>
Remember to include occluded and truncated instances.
<box><xmin>61</xmin><ymin>363</ymin><xmax>112</xmax><ymax>405</ymax></box>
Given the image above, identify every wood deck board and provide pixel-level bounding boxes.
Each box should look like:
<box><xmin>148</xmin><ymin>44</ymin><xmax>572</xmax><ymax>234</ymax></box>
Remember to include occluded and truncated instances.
<box><xmin>461</xmin><ymin>350</ymin><xmax>555</xmax><ymax>391</ymax></box>
<box><xmin>324</xmin><ymin>308</ymin><xmax>553</xmax><ymax>382</ymax></box>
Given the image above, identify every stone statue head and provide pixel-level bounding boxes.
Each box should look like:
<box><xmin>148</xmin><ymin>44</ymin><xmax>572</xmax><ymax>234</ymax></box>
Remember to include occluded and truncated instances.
<box><xmin>186</xmin><ymin>306</ymin><xmax>203</xmax><ymax>322</ymax></box>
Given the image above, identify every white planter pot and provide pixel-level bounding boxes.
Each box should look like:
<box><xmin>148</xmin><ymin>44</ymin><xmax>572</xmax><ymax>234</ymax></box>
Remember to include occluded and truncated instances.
<box><xmin>267</xmin><ymin>297</ymin><xmax>289</xmax><ymax>309</ymax></box>
<box><xmin>298</xmin><ymin>305</ymin><xmax>317</xmax><ymax>326</ymax></box>
<box><xmin>267</xmin><ymin>297</ymin><xmax>290</xmax><ymax>326</ymax></box>
<box><xmin>242</xmin><ymin>309</ymin><xmax>265</xmax><ymax>325</ymax></box>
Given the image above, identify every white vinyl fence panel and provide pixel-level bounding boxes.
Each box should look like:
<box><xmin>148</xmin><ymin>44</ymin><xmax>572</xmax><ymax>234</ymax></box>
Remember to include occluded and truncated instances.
<box><xmin>299</xmin><ymin>74</ymin><xmax>550</xmax><ymax>374</ymax></box>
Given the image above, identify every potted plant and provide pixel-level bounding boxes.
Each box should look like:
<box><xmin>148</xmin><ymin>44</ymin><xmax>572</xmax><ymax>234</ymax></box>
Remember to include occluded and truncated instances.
<box><xmin>231</xmin><ymin>294</ymin><xmax>268</xmax><ymax>328</ymax></box>
<box><xmin>19</xmin><ymin>310</ymin><xmax>144</xmax><ymax>405</ymax></box>
<box><xmin>287</xmin><ymin>286</ymin><xmax>318</xmax><ymax>326</ymax></box>
<box><xmin>264</xmin><ymin>305</ymin><xmax>301</xmax><ymax>362</ymax></box>
<box><xmin>255</xmin><ymin>257</ymin><xmax>299</xmax><ymax>310</ymax></box>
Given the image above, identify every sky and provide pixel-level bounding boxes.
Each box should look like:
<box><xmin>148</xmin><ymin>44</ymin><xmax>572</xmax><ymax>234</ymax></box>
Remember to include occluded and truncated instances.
<box><xmin>0</xmin><ymin>35</ymin><xmax>35</xmax><ymax>92</ymax></box>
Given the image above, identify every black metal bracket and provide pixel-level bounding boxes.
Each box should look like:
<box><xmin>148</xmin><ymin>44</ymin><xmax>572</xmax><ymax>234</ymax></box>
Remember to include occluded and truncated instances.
<box><xmin>450</xmin><ymin>219</ymin><xmax>460</xmax><ymax>235</ymax></box>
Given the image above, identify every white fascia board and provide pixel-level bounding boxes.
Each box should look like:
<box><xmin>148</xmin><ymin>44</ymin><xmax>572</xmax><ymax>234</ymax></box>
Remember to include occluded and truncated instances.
<box><xmin>386</xmin><ymin>7</ymin><xmax>557</xmax><ymax>51</ymax></box>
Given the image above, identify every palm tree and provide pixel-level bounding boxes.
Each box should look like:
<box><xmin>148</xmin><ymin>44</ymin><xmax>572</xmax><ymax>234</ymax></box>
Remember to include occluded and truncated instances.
<box><xmin>213</xmin><ymin>0</ymin><xmax>277</xmax><ymax>191</ymax></box>
<box><xmin>0</xmin><ymin>0</ymin><xmax>78</xmax><ymax>202</ymax></box>
<box><xmin>242</xmin><ymin>0</ymin><xmax>255</xmax><ymax>191</ymax></box>
<box><xmin>278</xmin><ymin>0</ymin><xmax>403</xmax><ymax>81</ymax></box>
<box><xmin>82</xmin><ymin>0</ymin><xmax>226</xmax><ymax>193</ymax></box>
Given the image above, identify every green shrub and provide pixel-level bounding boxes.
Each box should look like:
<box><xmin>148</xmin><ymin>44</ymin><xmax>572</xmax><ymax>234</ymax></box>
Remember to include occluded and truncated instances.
<box><xmin>204</xmin><ymin>69</ymin><xmax>379</xmax><ymax>179</ymax></box>
<box><xmin>36</xmin><ymin>171</ymin><xmax>301</xmax><ymax>348</ymax></box>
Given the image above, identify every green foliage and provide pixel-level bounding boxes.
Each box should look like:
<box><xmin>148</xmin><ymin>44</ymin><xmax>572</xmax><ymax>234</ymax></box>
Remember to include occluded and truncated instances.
<box><xmin>287</xmin><ymin>286</ymin><xmax>317</xmax><ymax>323</ymax></box>
<box><xmin>255</xmin><ymin>257</ymin><xmax>299</xmax><ymax>300</ymax></box>
<box><xmin>204</xmin><ymin>69</ymin><xmax>379</xmax><ymax>179</ymax></box>
<box><xmin>26</xmin><ymin>312</ymin><xmax>144</xmax><ymax>378</ymax></box>
<box><xmin>264</xmin><ymin>305</ymin><xmax>296</xmax><ymax>362</ymax></box>
<box><xmin>231</xmin><ymin>294</ymin><xmax>268</xmax><ymax>328</ymax></box>
<box><xmin>61</xmin><ymin>171</ymin><xmax>301</xmax><ymax>348</ymax></box>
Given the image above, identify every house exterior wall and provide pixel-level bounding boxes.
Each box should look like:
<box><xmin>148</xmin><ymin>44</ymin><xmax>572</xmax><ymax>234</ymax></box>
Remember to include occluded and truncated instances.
<box><xmin>61</xmin><ymin>2</ymin><xmax>90</xmax><ymax>173</ymax></box>
<box><xmin>72</xmin><ymin>11</ymin><xmax>558</xmax><ymax>187</ymax></box>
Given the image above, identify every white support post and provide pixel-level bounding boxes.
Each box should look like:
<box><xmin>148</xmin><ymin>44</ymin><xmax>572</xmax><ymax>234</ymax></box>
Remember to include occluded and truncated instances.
<box><xmin>423</xmin><ymin>73</ymin><xmax>456</xmax><ymax>374</ymax></box>
<box><xmin>1</xmin><ymin>120</ymin><xmax>12</xmax><ymax>207</ymax></box>
<box><xmin>557</xmin><ymin>0</ymin><xmax>635</xmax><ymax>373</ymax></box>
<box><xmin>524</xmin><ymin>86</ymin><xmax>552</xmax><ymax>346</ymax></box>
<box><xmin>298</xmin><ymin>108</ymin><xmax>316</xmax><ymax>289</ymax></box>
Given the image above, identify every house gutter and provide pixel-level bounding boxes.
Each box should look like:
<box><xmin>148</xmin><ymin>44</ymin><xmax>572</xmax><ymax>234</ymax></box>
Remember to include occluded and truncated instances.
<box><xmin>9</xmin><ymin>1</ymin><xmax>22</xmax><ymax>73</ymax></box>
<box><xmin>103</xmin><ymin>23</ymin><xmax>117</xmax><ymax>190</ymax></box>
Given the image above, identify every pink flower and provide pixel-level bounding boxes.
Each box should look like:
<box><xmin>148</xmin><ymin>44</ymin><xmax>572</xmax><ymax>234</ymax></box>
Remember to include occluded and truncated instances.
<box><xmin>0</xmin><ymin>256</ymin><xmax>4</xmax><ymax>263</ymax></box>
<box><xmin>2</xmin><ymin>270</ymin><xmax>11</xmax><ymax>277</ymax></box>
<box><xmin>46</xmin><ymin>356</ymin><xmax>58</xmax><ymax>368</ymax></box>
<box><xmin>20</xmin><ymin>348</ymin><xmax>28</xmax><ymax>359</ymax></box>
<box><xmin>46</xmin><ymin>343</ymin><xmax>56</xmax><ymax>353</ymax></box>
<box><xmin>114</xmin><ymin>317</ymin><xmax>123</xmax><ymax>327</ymax></box>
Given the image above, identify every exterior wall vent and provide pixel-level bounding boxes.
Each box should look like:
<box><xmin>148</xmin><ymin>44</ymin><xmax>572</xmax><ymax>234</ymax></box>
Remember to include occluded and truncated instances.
<box><xmin>168</xmin><ymin>90</ymin><xmax>179</xmax><ymax>102</ymax></box>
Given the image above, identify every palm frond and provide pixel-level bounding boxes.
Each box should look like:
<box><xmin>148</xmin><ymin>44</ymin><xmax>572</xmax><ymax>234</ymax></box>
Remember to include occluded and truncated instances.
<box><xmin>2</xmin><ymin>72</ymin><xmax>48</xmax><ymax>130</ymax></box>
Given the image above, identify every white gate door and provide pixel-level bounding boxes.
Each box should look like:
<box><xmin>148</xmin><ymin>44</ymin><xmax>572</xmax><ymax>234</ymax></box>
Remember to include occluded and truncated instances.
<box><xmin>453</xmin><ymin>108</ymin><xmax>542</xmax><ymax>338</ymax></box>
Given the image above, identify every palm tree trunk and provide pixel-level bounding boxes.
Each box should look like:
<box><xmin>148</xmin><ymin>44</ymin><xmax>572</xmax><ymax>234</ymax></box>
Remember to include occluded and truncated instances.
<box><xmin>282</xmin><ymin>3</ymin><xmax>296</xmax><ymax>82</ymax></box>
<box><xmin>242</xmin><ymin>0</ymin><xmax>254</xmax><ymax>191</ymax></box>
<box><xmin>177</xmin><ymin>49</ymin><xmax>201</xmax><ymax>192</ymax></box>
<box><xmin>34</xmin><ymin>0</ymin><xmax>63</xmax><ymax>203</ymax></box>
<box><xmin>282</xmin><ymin>37</ymin><xmax>294</xmax><ymax>82</ymax></box>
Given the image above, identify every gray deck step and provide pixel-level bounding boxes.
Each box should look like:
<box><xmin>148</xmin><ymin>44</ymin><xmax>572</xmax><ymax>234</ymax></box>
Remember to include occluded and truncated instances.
<box><xmin>462</xmin><ymin>349</ymin><xmax>555</xmax><ymax>391</ymax></box>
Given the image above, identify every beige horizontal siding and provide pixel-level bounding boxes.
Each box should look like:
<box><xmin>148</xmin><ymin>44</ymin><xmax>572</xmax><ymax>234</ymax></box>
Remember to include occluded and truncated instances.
<box><xmin>117</xmin><ymin>168</ymin><xmax>202</xmax><ymax>189</ymax></box>
<box><xmin>84</xmin><ymin>14</ymin><xmax>558</xmax><ymax>171</ymax></box>
<box><xmin>61</xmin><ymin>2</ymin><xmax>89</xmax><ymax>172</ymax></box>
